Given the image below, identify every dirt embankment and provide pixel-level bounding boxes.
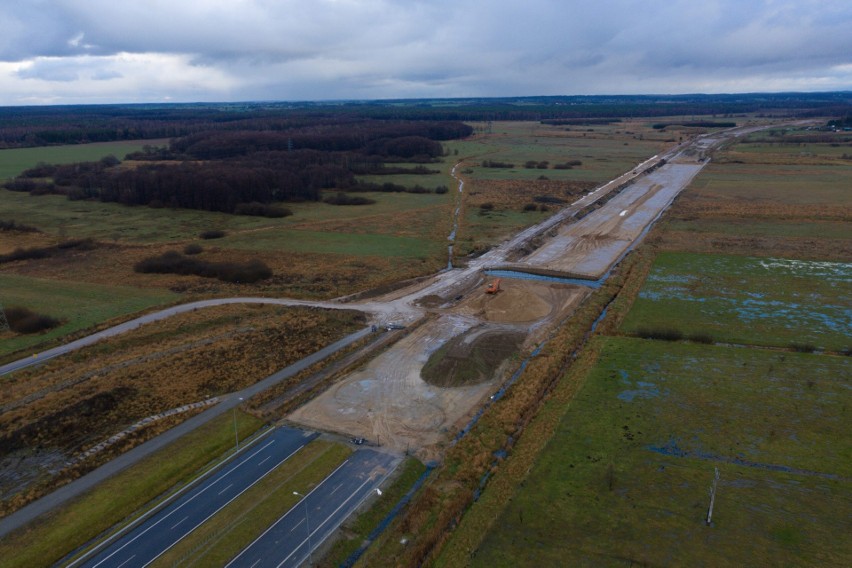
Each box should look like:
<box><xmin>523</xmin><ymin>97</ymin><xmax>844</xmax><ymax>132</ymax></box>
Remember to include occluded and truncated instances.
<box><xmin>421</xmin><ymin>327</ymin><xmax>526</xmax><ymax>388</ymax></box>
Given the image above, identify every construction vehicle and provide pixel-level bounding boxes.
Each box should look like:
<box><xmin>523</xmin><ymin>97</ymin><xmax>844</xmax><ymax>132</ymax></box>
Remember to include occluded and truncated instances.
<box><xmin>485</xmin><ymin>278</ymin><xmax>501</xmax><ymax>294</ymax></box>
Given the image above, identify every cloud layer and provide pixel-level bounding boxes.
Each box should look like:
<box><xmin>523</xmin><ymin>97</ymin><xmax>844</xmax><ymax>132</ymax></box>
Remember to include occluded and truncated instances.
<box><xmin>1</xmin><ymin>0</ymin><xmax>850</xmax><ymax>105</ymax></box>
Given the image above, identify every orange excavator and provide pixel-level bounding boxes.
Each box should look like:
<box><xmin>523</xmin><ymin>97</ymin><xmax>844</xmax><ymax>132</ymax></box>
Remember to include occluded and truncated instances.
<box><xmin>485</xmin><ymin>278</ymin><xmax>502</xmax><ymax>294</ymax></box>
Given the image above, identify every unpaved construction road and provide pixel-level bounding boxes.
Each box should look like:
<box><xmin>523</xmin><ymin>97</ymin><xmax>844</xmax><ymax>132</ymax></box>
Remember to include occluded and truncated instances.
<box><xmin>1</xmin><ymin>126</ymin><xmax>766</xmax><ymax>464</ymax></box>
<box><xmin>288</xmin><ymin>126</ymin><xmax>767</xmax><ymax>459</ymax></box>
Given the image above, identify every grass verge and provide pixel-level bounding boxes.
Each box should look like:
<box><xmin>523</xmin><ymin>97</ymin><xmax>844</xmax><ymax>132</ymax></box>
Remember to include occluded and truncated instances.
<box><xmin>155</xmin><ymin>440</ymin><xmax>351</xmax><ymax>567</ymax></box>
<box><xmin>0</xmin><ymin>411</ymin><xmax>264</xmax><ymax>568</ymax></box>
<box><xmin>321</xmin><ymin>457</ymin><xmax>428</xmax><ymax>567</ymax></box>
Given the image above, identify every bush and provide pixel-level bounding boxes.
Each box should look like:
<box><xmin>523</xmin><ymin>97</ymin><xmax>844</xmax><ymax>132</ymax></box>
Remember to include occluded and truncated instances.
<box><xmin>635</xmin><ymin>327</ymin><xmax>683</xmax><ymax>341</ymax></box>
<box><xmin>324</xmin><ymin>192</ymin><xmax>376</xmax><ymax>206</ymax></box>
<box><xmin>183</xmin><ymin>243</ymin><xmax>203</xmax><ymax>255</ymax></box>
<box><xmin>435</xmin><ymin>185</ymin><xmax>449</xmax><ymax>194</ymax></box>
<box><xmin>687</xmin><ymin>333</ymin><xmax>714</xmax><ymax>344</ymax></box>
<box><xmin>481</xmin><ymin>160</ymin><xmax>514</xmax><ymax>168</ymax></box>
<box><xmin>790</xmin><ymin>342</ymin><xmax>816</xmax><ymax>353</ymax></box>
<box><xmin>479</xmin><ymin>202</ymin><xmax>494</xmax><ymax>211</ymax></box>
<box><xmin>4</xmin><ymin>306</ymin><xmax>61</xmax><ymax>334</ymax></box>
<box><xmin>234</xmin><ymin>202</ymin><xmax>293</xmax><ymax>218</ymax></box>
<box><xmin>523</xmin><ymin>203</ymin><xmax>538</xmax><ymax>212</ymax></box>
<box><xmin>134</xmin><ymin>251</ymin><xmax>272</xmax><ymax>283</ymax></box>
<box><xmin>200</xmin><ymin>230</ymin><xmax>226</xmax><ymax>240</ymax></box>
<box><xmin>0</xmin><ymin>220</ymin><xmax>40</xmax><ymax>233</ymax></box>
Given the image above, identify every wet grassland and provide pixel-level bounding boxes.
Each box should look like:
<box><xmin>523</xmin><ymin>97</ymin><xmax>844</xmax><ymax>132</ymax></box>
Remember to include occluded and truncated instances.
<box><xmin>435</xmin><ymin>124</ymin><xmax>852</xmax><ymax>567</ymax></box>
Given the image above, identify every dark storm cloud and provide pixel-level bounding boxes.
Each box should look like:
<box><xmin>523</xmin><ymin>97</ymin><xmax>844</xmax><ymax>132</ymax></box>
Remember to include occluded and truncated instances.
<box><xmin>1</xmin><ymin>0</ymin><xmax>850</xmax><ymax>104</ymax></box>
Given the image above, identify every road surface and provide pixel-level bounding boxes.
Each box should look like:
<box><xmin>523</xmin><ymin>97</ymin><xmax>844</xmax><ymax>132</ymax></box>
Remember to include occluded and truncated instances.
<box><xmin>0</xmin><ymin>327</ymin><xmax>372</xmax><ymax>540</ymax></box>
<box><xmin>74</xmin><ymin>428</ymin><xmax>317</xmax><ymax>568</ymax></box>
<box><xmin>226</xmin><ymin>448</ymin><xmax>398</xmax><ymax>568</ymax></box>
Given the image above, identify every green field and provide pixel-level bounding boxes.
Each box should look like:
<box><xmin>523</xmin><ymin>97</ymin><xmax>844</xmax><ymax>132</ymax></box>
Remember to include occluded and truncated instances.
<box><xmin>0</xmin><ymin>140</ymin><xmax>166</xmax><ymax>181</ymax></box>
<box><xmin>0</xmin><ymin>273</ymin><xmax>178</xmax><ymax>359</ymax></box>
<box><xmin>0</xmin><ymin>187</ymin><xmax>453</xmax><ymax>246</ymax></box>
<box><xmin>462</xmin><ymin>122</ymin><xmax>665</xmax><ymax>184</ymax></box>
<box><xmin>620</xmin><ymin>252</ymin><xmax>852</xmax><ymax>351</ymax></box>
<box><xmin>472</xmin><ymin>337</ymin><xmax>851</xmax><ymax>567</ymax></box>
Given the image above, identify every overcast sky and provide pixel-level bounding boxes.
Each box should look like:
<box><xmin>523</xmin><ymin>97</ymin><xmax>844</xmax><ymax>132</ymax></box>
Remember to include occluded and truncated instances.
<box><xmin>1</xmin><ymin>0</ymin><xmax>850</xmax><ymax>106</ymax></box>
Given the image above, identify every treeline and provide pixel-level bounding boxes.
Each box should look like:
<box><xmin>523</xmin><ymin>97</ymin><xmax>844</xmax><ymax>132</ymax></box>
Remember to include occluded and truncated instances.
<box><xmin>0</xmin><ymin>93</ymin><xmax>848</xmax><ymax>149</ymax></box>
<box><xmin>652</xmin><ymin>121</ymin><xmax>737</xmax><ymax>129</ymax></box>
<box><xmin>3</xmin><ymin>119</ymin><xmax>471</xmax><ymax>215</ymax></box>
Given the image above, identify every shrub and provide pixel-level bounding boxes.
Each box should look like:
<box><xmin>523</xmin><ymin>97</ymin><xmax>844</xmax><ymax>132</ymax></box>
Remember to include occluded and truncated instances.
<box><xmin>234</xmin><ymin>202</ymin><xmax>293</xmax><ymax>218</ymax></box>
<box><xmin>183</xmin><ymin>243</ymin><xmax>203</xmax><ymax>255</ymax></box>
<box><xmin>635</xmin><ymin>327</ymin><xmax>683</xmax><ymax>341</ymax></box>
<box><xmin>523</xmin><ymin>203</ymin><xmax>538</xmax><ymax>212</ymax></box>
<box><xmin>134</xmin><ymin>251</ymin><xmax>272</xmax><ymax>283</ymax></box>
<box><xmin>4</xmin><ymin>306</ymin><xmax>61</xmax><ymax>334</ymax></box>
<box><xmin>687</xmin><ymin>333</ymin><xmax>714</xmax><ymax>344</ymax></box>
<box><xmin>324</xmin><ymin>192</ymin><xmax>375</xmax><ymax>206</ymax></box>
<box><xmin>481</xmin><ymin>160</ymin><xmax>514</xmax><ymax>168</ymax></box>
<box><xmin>479</xmin><ymin>203</ymin><xmax>494</xmax><ymax>211</ymax></box>
<box><xmin>435</xmin><ymin>185</ymin><xmax>449</xmax><ymax>194</ymax></box>
<box><xmin>0</xmin><ymin>220</ymin><xmax>40</xmax><ymax>233</ymax></box>
<box><xmin>200</xmin><ymin>230</ymin><xmax>226</xmax><ymax>240</ymax></box>
<box><xmin>790</xmin><ymin>342</ymin><xmax>816</xmax><ymax>353</ymax></box>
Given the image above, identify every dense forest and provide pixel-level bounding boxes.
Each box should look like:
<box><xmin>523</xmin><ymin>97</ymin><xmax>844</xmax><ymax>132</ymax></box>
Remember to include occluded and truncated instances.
<box><xmin>2</xmin><ymin>119</ymin><xmax>470</xmax><ymax>214</ymax></box>
<box><xmin>1</xmin><ymin>94</ymin><xmax>849</xmax><ymax>215</ymax></box>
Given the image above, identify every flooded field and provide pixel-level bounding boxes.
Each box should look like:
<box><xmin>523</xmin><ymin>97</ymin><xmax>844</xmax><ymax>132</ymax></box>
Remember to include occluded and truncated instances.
<box><xmin>622</xmin><ymin>252</ymin><xmax>852</xmax><ymax>351</ymax></box>
<box><xmin>472</xmin><ymin>337</ymin><xmax>852</xmax><ymax>567</ymax></box>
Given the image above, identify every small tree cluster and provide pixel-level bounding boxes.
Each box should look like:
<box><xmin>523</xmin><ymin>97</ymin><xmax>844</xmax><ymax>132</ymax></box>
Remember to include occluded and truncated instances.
<box><xmin>134</xmin><ymin>251</ymin><xmax>272</xmax><ymax>283</ymax></box>
<box><xmin>4</xmin><ymin>306</ymin><xmax>61</xmax><ymax>334</ymax></box>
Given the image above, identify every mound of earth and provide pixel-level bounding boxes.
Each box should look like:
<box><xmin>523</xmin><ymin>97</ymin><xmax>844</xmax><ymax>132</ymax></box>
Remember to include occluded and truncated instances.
<box><xmin>421</xmin><ymin>327</ymin><xmax>526</xmax><ymax>388</ymax></box>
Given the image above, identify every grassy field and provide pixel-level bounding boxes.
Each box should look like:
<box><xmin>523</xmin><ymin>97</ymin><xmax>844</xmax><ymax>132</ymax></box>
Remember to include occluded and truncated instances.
<box><xmin>471</xmin><ymin>337</ymin><xmax>851</xmax><ymax>567</ymax></box>
<box><xmin>0</xmin><ymin>411</ymin><xmax>265</xmax><ymax>568</ymax></box>
<box><xmin>0</xmin><ymin>140</ymin><xmax>166</xmax><ymax>181</ymax></box>
<box><xmin>154</xmin><ymin>440</ymin><xmax>351</xmax><ymax>567</ymax></box>
<box><xmin>430</xmin><ymin>123</ymin><xmax>851</xmax><ymax>568</ymax></box>
<box><xmin>620</xmin><ymin>252</ymin><xmax>852</xmax><ymax>351</ymax></box>
<box><xmin>0</xmin><ymin>273</ymin><xmax>178</xmax><ymax>360</ymax></box>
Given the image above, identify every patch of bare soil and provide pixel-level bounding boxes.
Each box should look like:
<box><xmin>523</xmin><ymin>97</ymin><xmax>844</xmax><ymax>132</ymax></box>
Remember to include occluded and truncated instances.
<box><xmin>421</xmin><ymin>327</ymin><xmax>526</xmax><ymax>387</ymax></box>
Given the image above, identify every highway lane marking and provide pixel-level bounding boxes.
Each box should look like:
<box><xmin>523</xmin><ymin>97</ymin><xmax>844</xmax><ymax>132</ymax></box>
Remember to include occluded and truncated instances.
<box><xmin>225</xmin><ymin>458</ymin><xmax>351</xmax><ymax>568</ymax></box>
<box><xmin>290</xmin><ymin>518</ymin><xmax>304</xmax><ymax>532</ymax></box>
<box><xmin>84</xmin><ymin>437</ymin><xmax>285</xmax><ymax>567</ymax></box>
<box><xmin>144</xmin><ymin>443</ymin><xmax>311</xmax><ymax>568</ymax></box>
<box><xmin>330</xmin><ymin>483</ymin><xmax>342</xmax><ymax>496</ymax></box>
<box><xmin>116</xmin><ymin>555</ymin><xmax>136</xmax><ymax>568</ymax></box>
<box><xmin>276</xmin><ymin>469</ymin><xmax>377</xmax><ymax>568</ymax></box>
<box><xmin>218</xmin><ymin>483</ymin><xmax>234</xmax><ymax>495</ymax></box>
<box><xmin>170</xmin><ymin>516</ymin><xmax>188</xmax><ymax>530</ymax></box>
<box><xmin>258</xmin><ymin>455</ymin><xmax>271</xmax><ymax>466</ymax></box>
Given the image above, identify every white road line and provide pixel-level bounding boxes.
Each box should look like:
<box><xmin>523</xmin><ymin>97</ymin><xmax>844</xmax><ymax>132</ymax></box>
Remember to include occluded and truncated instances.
<box><xmin>225</xmin><ymin>459</ymin><xmax>351</xmax><ymax>568</ymax></box>
<box><xmin>87</xmin><ymin>437</ymin><xmax>282</xmax><ymax>568</ymax></box>
<box><xmin>218</xmin><ymin>483</ymin><xmax>234</xmax><ymax>496</ymax></box>
<box><xmin>116</xmin><ymin>555</ymin><xmax>136</xmax><ymax>568</ymax></box>
<box><xmin>330</xmin><ymin>483</ymin><xmax>342</xmax><ymax>496</ymax></box>
<box><xmin>258</xmin><ymin>455</ymin><xmax>271</xmax><ymax>466</ymax></box>
<box><xmin>289</xmin><ymin>518</ymin><xmax>304</xmax><ymax>532</ymax></box>
<box><xmin>141</xmin><ymin>444</ymin><xmax>309</xmax><ymax>568</ymax></box>
<box><xmin>169</xmin><ymin>516</ymin><xmax>188</xmax><ymax>530</ymax></box>
<box><xmin>276</xmin><ymin>475</ymin><xmax>375</xmax><ymax>568</ymax></box>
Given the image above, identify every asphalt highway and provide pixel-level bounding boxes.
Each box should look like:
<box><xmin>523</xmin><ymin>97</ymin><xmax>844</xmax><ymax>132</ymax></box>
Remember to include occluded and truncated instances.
<box><xmin>226</xmin><ymin>448</ymin><xmax>399</xmax><ymax>568</ymax></box>
<box><xmin>75</xmin><ymin>427</ymin><xmax>317</xmax><ymax>568</ymax></box>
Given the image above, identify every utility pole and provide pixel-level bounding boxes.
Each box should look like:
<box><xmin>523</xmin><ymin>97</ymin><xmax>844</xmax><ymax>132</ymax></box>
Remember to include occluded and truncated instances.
<box><xmin>706</xmin><ymin>467</ymin><xmax>720</xmax><ymax>526</ymax></box>
<box><xmin>233</xmin><ymin>396</ymin><xmax>244</xmax><ymax>451</ymax></box>
<box><xmin>293</xmin><ymin>491</ymin><xmax>312</xmax><ymax>565</ymax></box>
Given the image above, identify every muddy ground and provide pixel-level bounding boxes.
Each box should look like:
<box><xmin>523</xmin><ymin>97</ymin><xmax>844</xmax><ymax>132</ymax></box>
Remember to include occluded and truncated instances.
<box><xmin>288</xmin><ymin>280</ymin><xmax>588</xmax><ymax>461</ymax></box>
